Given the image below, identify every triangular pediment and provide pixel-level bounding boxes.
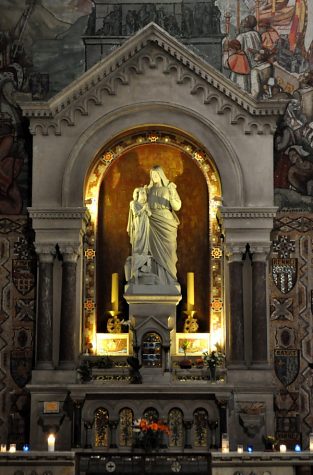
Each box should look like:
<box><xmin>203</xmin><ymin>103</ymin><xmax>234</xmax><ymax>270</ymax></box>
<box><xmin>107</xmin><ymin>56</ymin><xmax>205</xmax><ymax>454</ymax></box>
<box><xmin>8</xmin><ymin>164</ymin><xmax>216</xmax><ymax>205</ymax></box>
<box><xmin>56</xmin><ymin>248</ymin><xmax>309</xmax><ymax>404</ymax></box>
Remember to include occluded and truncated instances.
<box><xmin>18</xmin><ymin>22</ymin><xmax>286</xmax><ymax>133</ymax></box>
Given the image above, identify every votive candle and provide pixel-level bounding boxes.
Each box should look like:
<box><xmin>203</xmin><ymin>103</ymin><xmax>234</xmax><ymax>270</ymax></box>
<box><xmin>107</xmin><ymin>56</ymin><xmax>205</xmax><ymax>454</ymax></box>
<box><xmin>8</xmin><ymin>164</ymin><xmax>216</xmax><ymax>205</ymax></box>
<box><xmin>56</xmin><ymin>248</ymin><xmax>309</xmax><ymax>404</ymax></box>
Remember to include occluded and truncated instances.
<box><xmin>237</xmin><ymin>444</ymin><xmax>243</xmax><ymax>453</ymax></box>
<box><xmin>47</xmin><ymin>434</ymin><xmax>55</xmax><ymax>452</ymax></box>
<box><xmin>111</xmin><ymin>273</ymin><xmax>119</xmax><ymax>313</ymax></box>
<box><xmin>0</xmin><ymin>444</ymin><xmax>6</xmax><ymax>452</ymax></box>
<box><xmin>309</xmin><ymin>433</ymin><xmax>313</xmax><ymax>451</ymax></box>
<box><xmin>280</xmin><ymin>444</ymin><xmax>287</xmax><ymax>453</ymax></box>
<box><xmin>9</xmin><ymin>444</ymin><xmax>16</xmax><ymax>453</ymax></box>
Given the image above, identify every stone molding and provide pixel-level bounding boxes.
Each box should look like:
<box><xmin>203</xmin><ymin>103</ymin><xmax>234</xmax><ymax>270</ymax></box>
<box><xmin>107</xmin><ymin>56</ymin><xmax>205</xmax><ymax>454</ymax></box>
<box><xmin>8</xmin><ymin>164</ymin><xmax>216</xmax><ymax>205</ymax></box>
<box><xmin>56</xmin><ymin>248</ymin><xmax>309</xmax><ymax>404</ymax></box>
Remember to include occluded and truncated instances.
<box><xmin>18</xmin><ymin>23</ymin><xmax>287</xmax><ymax>137</ymax></box>
<box><xmin>28</xmin><ymin>207</ymin><xmax>90</xmax><ymax>220</ymax></box>
<box><xmin>221</xmin><ymin>207</ymin><xmax>278</xmax><ymax>219</ymax></box>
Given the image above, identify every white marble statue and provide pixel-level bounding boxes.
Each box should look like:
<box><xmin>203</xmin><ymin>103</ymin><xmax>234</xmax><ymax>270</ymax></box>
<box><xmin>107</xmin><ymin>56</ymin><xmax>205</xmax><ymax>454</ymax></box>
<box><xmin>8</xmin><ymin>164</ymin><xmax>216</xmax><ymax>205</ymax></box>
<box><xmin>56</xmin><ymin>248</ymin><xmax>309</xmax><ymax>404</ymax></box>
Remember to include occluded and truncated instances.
<box><xmin>126</xmin><ymin>165</ymin><xmax>181</xmax><ymax>285</ymax></box>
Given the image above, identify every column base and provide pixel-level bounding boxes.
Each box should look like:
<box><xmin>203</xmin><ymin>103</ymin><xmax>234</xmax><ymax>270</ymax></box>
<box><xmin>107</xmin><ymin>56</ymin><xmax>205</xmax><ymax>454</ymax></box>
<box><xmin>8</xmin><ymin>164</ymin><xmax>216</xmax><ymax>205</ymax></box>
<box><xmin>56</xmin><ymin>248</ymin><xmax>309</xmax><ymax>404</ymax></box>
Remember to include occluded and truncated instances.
<box><xmin>58</xmin><ymin>361</ymin><xmax>76</xmax><ymax>370</ymax></box>
<box><xmin>36</xmin><ymin>362</ymin><xmax>54</xmax><ymax>370</ymax></box>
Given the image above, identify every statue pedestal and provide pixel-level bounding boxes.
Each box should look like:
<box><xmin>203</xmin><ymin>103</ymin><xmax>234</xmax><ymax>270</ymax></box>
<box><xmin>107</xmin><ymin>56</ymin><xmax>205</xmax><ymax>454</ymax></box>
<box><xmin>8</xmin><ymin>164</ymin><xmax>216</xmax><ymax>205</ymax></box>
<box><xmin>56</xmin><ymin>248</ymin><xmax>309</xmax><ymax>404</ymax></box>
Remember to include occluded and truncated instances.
<box><xmin>124</xmin><ymin>284</ymin><xmax>182</xmax><ymax>373</ymax></box>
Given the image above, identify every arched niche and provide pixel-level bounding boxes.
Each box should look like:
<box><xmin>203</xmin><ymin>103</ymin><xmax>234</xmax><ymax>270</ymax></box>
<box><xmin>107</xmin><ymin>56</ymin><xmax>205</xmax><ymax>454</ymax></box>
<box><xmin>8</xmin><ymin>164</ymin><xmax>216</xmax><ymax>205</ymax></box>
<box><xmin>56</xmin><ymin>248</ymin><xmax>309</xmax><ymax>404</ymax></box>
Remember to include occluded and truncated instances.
<box><xmin>83</xmin><ymin>128</ymin><xmax>223</xmax><ymax>354</ymax></box>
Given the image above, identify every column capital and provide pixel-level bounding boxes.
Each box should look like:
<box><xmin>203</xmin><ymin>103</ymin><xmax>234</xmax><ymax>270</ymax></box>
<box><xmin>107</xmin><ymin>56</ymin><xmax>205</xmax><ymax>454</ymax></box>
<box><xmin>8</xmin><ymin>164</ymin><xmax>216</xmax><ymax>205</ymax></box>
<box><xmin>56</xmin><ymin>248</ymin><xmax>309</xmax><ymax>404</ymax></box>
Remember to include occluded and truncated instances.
<box><xmin>225</xmin><ymin>244</ymin><xmax>246</xmax><ymax>263</ymax></box>
<box><xmin>250</xmin><ymin>242</ymin><xmax>271</xmax><ymax>262</ymax></box>
<box><xmin>35</xmin><ymin>244</ymin><xmax>55</xmax><ymax>263</ymax></box>
<box><xmin>59</xmin><ymin>243</ymin><xmax>81</xmax><ymax>263</ymax></box>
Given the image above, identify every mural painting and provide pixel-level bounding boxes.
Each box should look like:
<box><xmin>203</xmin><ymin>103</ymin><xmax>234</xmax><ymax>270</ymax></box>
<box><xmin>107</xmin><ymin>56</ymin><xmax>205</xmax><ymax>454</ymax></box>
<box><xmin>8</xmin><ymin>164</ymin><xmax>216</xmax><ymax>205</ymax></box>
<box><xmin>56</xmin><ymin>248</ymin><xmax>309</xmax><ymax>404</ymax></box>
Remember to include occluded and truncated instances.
<box><xmin>0</xmin><ymin>0</ymin><xmax>313</xmax><ymax>448</ymax></box>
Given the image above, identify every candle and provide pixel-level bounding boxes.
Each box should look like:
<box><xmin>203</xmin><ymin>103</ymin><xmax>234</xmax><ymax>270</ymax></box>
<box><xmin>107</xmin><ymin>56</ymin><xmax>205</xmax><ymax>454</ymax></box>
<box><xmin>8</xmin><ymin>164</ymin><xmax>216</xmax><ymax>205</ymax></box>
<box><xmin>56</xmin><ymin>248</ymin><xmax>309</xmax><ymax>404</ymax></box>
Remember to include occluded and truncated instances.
<box><xmin>237</xmin><ymin>444</ymin><xmax>243</xmax><ymax>453</ymax></box>
<box><xmin>0</xmin><ymin>444</ymin><xmax>6</xmax><ymax>452</ymax></box>
<box><xmin>221</xmin><ymin>433</ymin><xmax>229</xmax><ymax>453</ymax></box>
<box><xmin>9</xmin><ymin>444</ymin><xmax>16</xmax><ymax>453</ymax></box>
<box><xmin>280</xmin><ymin>444</ymin><xmax>287</xmax><ymax>453</ymax></box>
<box><xmin>111</xmin><ymin>273</ymin><xmax>119</xmax><ymax>313</ymax></box>
<box><xmin>187</xmin><ymin>272</ymin><xmax>194</xmax><ymax>311</ymax></box>
<box><xmin>309</xmin><ymin>433</ymin><xmax>313</xmax><ymax>451</ymax></box>
<box><xmin>22</xmin><ymin>444</ymin><xmax>30</xmax><ymax>452</ymax></box>
<box><xmin>47</xmin><ymin>434</ymin><xmax>55</xmax><ymax>452</ymax></box>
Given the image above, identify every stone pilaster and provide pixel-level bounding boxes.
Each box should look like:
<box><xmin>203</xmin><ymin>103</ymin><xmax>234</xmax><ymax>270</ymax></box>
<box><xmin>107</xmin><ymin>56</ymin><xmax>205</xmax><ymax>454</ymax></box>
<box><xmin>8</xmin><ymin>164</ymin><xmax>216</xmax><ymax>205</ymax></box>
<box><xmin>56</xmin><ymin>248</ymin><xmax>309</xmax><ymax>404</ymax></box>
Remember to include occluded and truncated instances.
<box><xmin>227</xmin><ymin>248</ymin><xmax>245</xmax><ymax>366</ymax></box>
<box><xmin>251</xmin><ymin>247</ymin><xmax>270</xmax><ymax>366</ymax></box>
<box><xmin>109</xmin><ymin>421</ymin><xmax>118</xmax><ymax>449</ymax></box>
<box><xmin>58</xmin><ymin>246</ymin><xmax>80</xmax><ymax>369</ymax></box>
<box><xmin>35</xmin><ymin>245</ymin><xmax>55</xmax><ymax>369</ymax></box>
<box><xmin>184</xmin><ymin>420</ymin><xmax>193</xmax><ymax>449</ymax></box>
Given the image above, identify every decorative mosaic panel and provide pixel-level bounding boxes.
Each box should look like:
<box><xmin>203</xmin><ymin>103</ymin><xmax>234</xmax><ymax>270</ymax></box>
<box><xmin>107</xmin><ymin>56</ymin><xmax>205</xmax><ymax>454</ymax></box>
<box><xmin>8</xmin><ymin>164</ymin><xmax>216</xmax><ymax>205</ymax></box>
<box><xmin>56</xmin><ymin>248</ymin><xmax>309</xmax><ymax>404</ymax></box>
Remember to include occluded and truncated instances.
<box><xmin>0</xmin><ymin>216</ymin><xmax>36</xmax><ymax>446</ymax></box>
<box><xmin>271</xmin><ymin>212</ymin><xmax>313</xmax><ymax>448</ymax></box>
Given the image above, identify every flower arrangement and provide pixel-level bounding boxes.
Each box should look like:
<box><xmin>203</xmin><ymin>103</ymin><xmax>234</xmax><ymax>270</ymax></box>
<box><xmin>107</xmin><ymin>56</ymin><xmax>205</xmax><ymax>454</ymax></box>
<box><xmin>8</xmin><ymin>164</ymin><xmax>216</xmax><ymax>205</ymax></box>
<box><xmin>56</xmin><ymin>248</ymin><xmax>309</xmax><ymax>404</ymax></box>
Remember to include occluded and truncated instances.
<box><xmin>133</xmin><ymin>418</ymin><xmax>170</xmax><ymax>451</ymax></box>
<box><xmin>202</xmin><ymin>349</ymin><xmax>225</xmax><ymax>368</ymax></box>
<box><xmin>263</xmin><ymin>435</ymin><xmax>278</xmax><ymax>450</ymax></box>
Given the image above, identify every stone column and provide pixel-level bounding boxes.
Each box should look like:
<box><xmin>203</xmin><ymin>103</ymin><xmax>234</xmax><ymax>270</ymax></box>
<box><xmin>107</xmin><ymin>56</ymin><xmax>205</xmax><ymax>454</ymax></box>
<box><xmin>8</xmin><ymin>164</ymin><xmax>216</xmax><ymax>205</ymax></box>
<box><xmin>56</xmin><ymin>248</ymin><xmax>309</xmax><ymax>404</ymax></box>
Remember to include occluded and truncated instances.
<box><xmin>59</xmin><ymin>246</ymin><xmax>79</xmax><ymax>369</ymax></box>
<box><xmin>227</xmin><ymin>249</ymin><xmax>245</xmax><ymax>365</ymax></box>
<box><xmin>251</xmin><ymin>250</ymin><xmax>269</xmax><ymax>365</ymax></box>
<box><xmin>36</xmin><ymin>246</ymin><xmax>55</xmax><ymax>369</ymax></box>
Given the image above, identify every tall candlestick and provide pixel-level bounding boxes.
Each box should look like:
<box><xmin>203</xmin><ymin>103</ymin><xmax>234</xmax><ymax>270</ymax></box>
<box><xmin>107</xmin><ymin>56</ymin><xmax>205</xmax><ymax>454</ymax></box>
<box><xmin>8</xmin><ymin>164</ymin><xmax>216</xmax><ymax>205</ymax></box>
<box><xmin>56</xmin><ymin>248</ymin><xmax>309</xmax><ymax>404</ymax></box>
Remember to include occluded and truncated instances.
<box><xmin>272</xmin><ymin>0</ymin><xmax>276</xmax><ymax>14</ymax></box>
<box><xmin>255</xmin><ymin>0</ymin><xmax>260</xmax><ymax>31</ymax></box>
<box><xmin>237</xmin><ymin>0</ymin><xmax>241</xmax><ymax>33</ymax></box>
<box><xmin>47</xmin><ymin>434</ymin><xmax>55</xmax><ymax>452</ymax></box>
<box><xmin>111</xmin><ymin>273</ymin><xmax>119</xmax><ymax>313</ymax></box>
<box><xmin>225</xmin><ymin>12</ymin><xmax>231</xmax><ymax>36</ymax></box>
<box><xmin>187</xmin><ymin>272</ymin><xmax>194</xmax><ymax>312</ymax></box>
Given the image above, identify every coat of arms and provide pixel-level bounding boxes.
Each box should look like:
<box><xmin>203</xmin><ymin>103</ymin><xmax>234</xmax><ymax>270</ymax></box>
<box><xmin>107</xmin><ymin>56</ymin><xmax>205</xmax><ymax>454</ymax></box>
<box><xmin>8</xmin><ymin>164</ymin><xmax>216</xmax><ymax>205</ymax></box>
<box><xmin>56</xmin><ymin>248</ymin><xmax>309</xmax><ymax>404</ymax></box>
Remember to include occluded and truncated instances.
<box><xmin>272</xmin><ymin>258</ymin><xmax>297</xmax><ymax>294</ymax></box>
<box><xmin>274</xmin><ymin>349</ymin><xmax>299</xmax><ymax>386</ymax></box>
<box><xmin>10</xmin><ymin>350</ymin><xmax>32</xmax><ymax>388</ymax></box>
<box><xmin>12</xmin><ymin>259</ymin><xmax>36</xmax><ymax>296</ymax></box>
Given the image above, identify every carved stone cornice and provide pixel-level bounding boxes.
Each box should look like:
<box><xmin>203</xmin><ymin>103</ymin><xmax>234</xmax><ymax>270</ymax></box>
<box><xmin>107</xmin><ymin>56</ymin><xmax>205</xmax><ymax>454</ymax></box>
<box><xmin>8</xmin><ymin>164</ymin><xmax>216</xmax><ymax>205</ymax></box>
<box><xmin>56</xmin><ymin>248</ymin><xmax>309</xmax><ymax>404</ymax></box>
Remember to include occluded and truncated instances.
<box><xmin>221</xmin><ymin>207</ymin><xmax>278</xmax><ymax>219</ymax></box>
<box><xmin>17</xmin><ymin>23</ymin><xmax>287</xmax><ymax>137</ymax></box>
<box><xmin>28</xmin><ymin>207</ymin><xmax>90</xmax><ymax>221</ymax></box>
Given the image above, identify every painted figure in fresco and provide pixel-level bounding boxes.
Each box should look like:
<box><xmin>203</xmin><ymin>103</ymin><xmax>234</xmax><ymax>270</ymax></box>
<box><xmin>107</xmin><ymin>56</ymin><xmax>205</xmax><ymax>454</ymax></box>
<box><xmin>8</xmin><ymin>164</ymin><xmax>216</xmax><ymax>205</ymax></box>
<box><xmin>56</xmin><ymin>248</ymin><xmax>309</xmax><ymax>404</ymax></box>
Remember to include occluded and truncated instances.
<box><xmin>287</xmin><ymin>146</ymin><xmax>313</xmax><ymax>196</ymax></box>
<box><xmin>236</xmin><ymin>15</ymin><xmax>262</xmax><ymax>69</ymax></box>
<box><xmin>126</xmin><ymin>166</ymin><xmax>181</xmax><ymax>285</ymax></box>
<box><xmin>127</xmin><ymin>187</ymin><xmax>152</xmax><ymax>282</ymax></box>
<box><xmin>259</xmin><ymin>19</ymin><xmax>280</xmax><ymax>52</ymax></box>
<box><xmin>223</xmin><ymin>39</ymin><xmax>251</xmax><ymax>91</ymax></box>
<box><xmin>0</xmin><ymin>117</ymin><xmax>23</xmax><ymax>215</ymax></box>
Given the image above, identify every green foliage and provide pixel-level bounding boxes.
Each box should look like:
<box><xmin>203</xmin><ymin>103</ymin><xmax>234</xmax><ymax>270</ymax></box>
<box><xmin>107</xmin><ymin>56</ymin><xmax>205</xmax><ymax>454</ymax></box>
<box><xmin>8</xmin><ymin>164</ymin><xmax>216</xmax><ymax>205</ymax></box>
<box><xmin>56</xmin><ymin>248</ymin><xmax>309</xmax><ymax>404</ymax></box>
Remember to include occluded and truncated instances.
<box><xmin>202</xmin><ymin>349</ymin><xmax>225</xmax><ymax>368</ymax></box>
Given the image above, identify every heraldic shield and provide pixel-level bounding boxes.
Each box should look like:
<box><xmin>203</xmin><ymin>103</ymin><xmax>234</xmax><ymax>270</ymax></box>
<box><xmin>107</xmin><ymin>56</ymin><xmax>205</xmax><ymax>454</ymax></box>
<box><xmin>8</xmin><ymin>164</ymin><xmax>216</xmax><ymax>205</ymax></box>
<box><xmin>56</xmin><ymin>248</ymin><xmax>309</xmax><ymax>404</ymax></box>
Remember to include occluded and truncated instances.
<box><xmin>274</xmin><ymin>349</ymin><xmax>299</xmax><ymax>386</ymax></box>
<box><xmin>272</xmin><ymin>258</ymin><xmax>297</xmax><ymax>294</ymax></box>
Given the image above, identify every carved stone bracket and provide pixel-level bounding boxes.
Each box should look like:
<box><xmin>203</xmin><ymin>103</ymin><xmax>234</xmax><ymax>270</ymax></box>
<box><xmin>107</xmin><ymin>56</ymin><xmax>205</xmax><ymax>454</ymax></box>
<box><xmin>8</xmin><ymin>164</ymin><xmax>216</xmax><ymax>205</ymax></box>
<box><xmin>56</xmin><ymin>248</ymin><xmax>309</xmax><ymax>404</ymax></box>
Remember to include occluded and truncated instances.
<box><xmin>239</xmin><ymin>413</ymin><xmax>265</xmax><ymax>438</ymax></box>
